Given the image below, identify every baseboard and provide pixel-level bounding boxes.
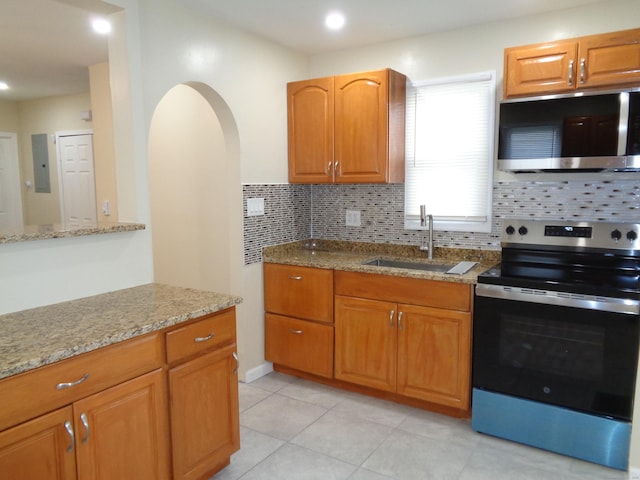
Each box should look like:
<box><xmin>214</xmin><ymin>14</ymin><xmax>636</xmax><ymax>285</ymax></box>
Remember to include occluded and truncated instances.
<box><xmin>629</xmin><ymin>467</ymin><xmax>640</xmax><ymax>479</ymax></box>
<box><xmin>243</xmin><ymin>362</ymin><xmax>273</xmax><ymax>383</ymax></box>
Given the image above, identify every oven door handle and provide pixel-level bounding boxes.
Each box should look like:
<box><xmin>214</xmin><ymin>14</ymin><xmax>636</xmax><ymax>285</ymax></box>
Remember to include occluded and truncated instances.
<box><xmin>475</xmin><ymin>283</ymin><xmax>640</xmax><ymax>315</ymax></box>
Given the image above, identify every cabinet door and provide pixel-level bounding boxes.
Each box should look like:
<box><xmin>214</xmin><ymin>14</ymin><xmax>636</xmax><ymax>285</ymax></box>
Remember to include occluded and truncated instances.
<box><xmin>334</xmin><ymin>70</ymin><xmax>391</xmax><ymax>183</ymax></box>
<box><xmin>334</xmin><ymin>295</ymin><xmax>397</xmax><ymax>392</ymax></box>
<box><xmin>397</xmin><ymin>304</ymin><xmax>471</xmax><ymax>410</ymax></box>
<box><xmin>0</xmin><ymin>407</ymin><xmax>76</xmax><ymax>480</ymax></box>
<box><xmin>264</xmin><ymin>263</ymin><xmax>334</xmax><ymax>322</ymax></box>
<box><xmin>74</xmin><ymin>369</ymin><xmax>171</xmax><ymax>480</ymax></box>
<box><xmin>265</xmin><ymin>313</ymin><xmax>334</xmax><ymax>378</ymax></box>
<box><xmin>504</xmin><ymin>41</ymin><xmax>578</xmax><ymax>97</ymax></box>
<box><xmin>287</xmin><ymin>77</ymin><xmax>334</xmax><ymax>183</ymax></box>
<box><xmin>169</xmin><ymin>344</ymin><xmax>240</xmax><ymax>480</ymax></box>
<box><xmin>579</xmin><ymin>28</ymin><xmax>640</xmax><ymax>89</ymax></box>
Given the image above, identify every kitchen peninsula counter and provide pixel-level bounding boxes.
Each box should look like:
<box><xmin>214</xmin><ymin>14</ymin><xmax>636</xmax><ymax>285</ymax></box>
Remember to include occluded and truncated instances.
<box><xmin>0</xmin><ymin>283</ymin><xmax>242</xmax><ymax>379</ymax></box>
<box><xmin>263</xmin><ymin>240</ymin><xmax>500</xmax><ymax>284</ymax></box>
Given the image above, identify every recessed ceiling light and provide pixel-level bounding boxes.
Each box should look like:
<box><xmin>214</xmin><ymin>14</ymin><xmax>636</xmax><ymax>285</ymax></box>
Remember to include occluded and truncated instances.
<box><xmin>325</xmin><ymin>11</ymin><xmax>346</xmax><ymax>30</ymax></box>
<box><xmin>0</xmin><ymin>81</ymin><xmax>9</xmax><ymax>91</ymax></box>
<box><xmin>91</xmin><ymin>18</ymin><xmax>112</xmax><ymax>35</ymax></box>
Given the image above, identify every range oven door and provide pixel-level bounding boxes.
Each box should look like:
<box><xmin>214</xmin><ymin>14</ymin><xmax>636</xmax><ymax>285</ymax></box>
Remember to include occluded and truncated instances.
<box><xmin>473</xmin><ymin>284</ymin><xmax>640</xmax><ymax>421</ymax></box>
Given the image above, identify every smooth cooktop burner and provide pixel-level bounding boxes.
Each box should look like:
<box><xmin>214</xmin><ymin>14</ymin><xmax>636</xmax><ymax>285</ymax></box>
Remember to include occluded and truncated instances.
<box><xmin>481</xmin><ymin>219</ymin><xmax>640</xmax><ymax>298</ymax></box>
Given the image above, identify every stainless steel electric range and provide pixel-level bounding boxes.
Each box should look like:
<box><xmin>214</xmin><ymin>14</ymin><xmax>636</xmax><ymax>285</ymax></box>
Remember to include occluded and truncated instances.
<box><xmin>472</xmin><ymin>219</ymin><xmax>640</xmax><ymax>470</ymax></box>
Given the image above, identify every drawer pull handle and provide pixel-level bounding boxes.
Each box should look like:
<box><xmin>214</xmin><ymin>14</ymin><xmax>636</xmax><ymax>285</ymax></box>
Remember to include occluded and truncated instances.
<box><xmin>194</xmin><ymin>332</ymin><xmax>215</xmax><ymax>343</ymax></box>
<box><xmin>56</xmin><ymin>373</ymin><xmax>89</xmax><ymax>390</ymax></box>
<box><xmin>580</xmin><ymin>58</ymin><xmax>586</xmax><ymax>84</ymax></box>
<box><xmin>232</xmin><ymin>351</ymin><xmax>239</xmax><ymax>375</ymax></box>
<box><xmin>398</xmin><ymin>311</ymin><xmax>404</xmax><ymax>330</ymax></box>
<box><xmin>288</xmin><ymin>275</ymin><xmax>303</xmax><ymax>280</ymax></box>
<box><xmin>289</xmin><ymin>329</ymin><xmax>303</xmax><ymax>335</ymax></box>
<box><xmin>80</xmin><ymin>412</ymin><xmax>89</xmax><ymax>444</ymax></box>
<box><xmin>389</xmin><ymin>309</ymin><xmax>395</xmax><ymax>327</ymax></box>
<box><xmin>64</xmin><ymin>420</ymin><xmax>74</xmax><ymax>453</ymax></box>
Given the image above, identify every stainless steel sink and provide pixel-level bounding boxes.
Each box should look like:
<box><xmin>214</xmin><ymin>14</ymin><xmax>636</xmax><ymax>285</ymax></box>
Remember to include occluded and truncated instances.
<box><xmin>363</xmin><ymin>258</ymin><xmax>455</xmax><ymax>273</ymax></box>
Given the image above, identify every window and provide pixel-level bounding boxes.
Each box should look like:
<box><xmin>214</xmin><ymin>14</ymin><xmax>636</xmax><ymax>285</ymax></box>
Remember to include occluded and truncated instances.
<box><xmin>404</xmin><ymin>71</ymin><xmax>495</xmax><ymax>233</ymax></box>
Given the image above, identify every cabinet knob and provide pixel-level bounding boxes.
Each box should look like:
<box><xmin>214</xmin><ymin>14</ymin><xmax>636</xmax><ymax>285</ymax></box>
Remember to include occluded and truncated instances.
<box><xmin>288</xmin><ymin>275</ymin><xmax>303</xmax><ymax>281</ymax></box>
<box><xmin>289</xmin><ymin>329</ymin><xmax>303</xmax><ymax>335</ymax></box>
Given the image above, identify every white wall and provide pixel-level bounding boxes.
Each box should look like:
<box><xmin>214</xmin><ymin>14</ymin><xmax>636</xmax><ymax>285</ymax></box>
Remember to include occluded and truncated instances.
<box><xmin>135</xmin><ymin>0</ymin><xmax>306</xmax><ymax>379</ymax></box>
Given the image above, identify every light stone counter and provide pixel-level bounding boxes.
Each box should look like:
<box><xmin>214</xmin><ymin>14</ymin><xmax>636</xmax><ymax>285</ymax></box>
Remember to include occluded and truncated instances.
<box><xmin>0</xmin><ymin>222</ymin><xmax>146</xmax><ymax>244</ymax></box>
<box><xmin>0</xmin><ymin>283</ymin><xmax>242</xmax><ymax>379</ymax></box>
<box><xmin>263</xmin><ymin>240</ymin><xmax>501</xmax><ymax>284</ymax></box>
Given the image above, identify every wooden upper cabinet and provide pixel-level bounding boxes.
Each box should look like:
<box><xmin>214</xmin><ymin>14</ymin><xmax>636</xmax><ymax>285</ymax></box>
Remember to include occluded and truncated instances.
<box><xmin>504</xmin><ymin>40</ymin><xmax>578</xmax><ymax>98</ymax></box>
<box><xmin>504</xmin><ymin>28</ymin><xmax>640</xmax><ymax>98</ymax></box>
<box><xmin>580</xmin><ymin>29</ymin><xmax>640</xmax><ymax>89</ymax></box>
<box><xmin>287</xmin><ymin>77</ymin><xmax>334</xmax><ymax>183</ymax></box>
<box><xmin>287</xmin><ymin>68</ymin><xmax>406</xmax><ymax>184</ymax></box>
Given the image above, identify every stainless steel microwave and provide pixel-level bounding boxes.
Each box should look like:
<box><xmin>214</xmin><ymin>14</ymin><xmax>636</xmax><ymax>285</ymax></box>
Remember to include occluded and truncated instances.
<box><xmin>498</xmin><ymin>89</ymin><xmax>640</xmax><ymax>172</ymax></box>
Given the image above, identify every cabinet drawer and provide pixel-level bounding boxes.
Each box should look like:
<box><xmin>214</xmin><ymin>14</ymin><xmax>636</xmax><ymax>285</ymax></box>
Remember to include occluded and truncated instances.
<box><xmin>166</xmin><ymin>309</ymin><xmax>236</xmax><ymax>365</ymax></box>
<box><xmin>264</xmin><ymin>263</ymin><xmax>333</xmax><ymax>322</ymax></box>
<box><xmin>265</xmin><ymin>314</ymin><xmax>334</xmax><ymax>378</ymax></box>
<box><xmin>0</xmin><ymin>332</ymin><xmax>162</xmax><ymax>432</ymax></box>
<box><xmin>334</xmin><ymin>271</ymin><xmax>472</xmax><ymax>312</ymax></box>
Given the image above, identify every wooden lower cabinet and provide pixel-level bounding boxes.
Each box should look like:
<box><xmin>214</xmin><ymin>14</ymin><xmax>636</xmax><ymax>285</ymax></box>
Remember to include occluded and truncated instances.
<box><xmin>74</xmin><ymin>369</ymin><xmax>170</xmax><ymax>480</ymax></box>
<box><xmin>396</xmin><ymin>304</ymin><xmax>471</xmax><ymax>410</ymax></box>
<box><xmin>266</xmin><ymin>313</ymin><xmax>334</xmax><ymax>378</ymax></box>
<box><xmin>169</xmin><ymin>344</ymin><xmax>240</xmax><ymax>480</ymax></box>
<box><xmin>0</xmin><ymin>307</ymin><xmax>240</xmax><ymax>480</ymax></box>
<box><xmin>0</xmin><ymin>369</ymin><xmax>170</xmax><ymax>480</ymax></box>
<box><xmin>334</xmin><ymin>296</ymin><xmax>397</xmax><ymax>392</ymax></box>
<box><xmin>334</xmin><ymin>271</ymin><xmax>473</xmax><ymax>412</ymax></box>
<box><xmin>0</xmin><ymin>407</ymin><xmax>76</xmax><ymax>480</ymax></box>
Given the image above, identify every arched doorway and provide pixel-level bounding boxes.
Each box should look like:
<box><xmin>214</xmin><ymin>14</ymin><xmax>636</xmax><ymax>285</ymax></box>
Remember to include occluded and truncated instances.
<box><xmin>148</xmin><ymin>82</ymin><xmax>241</xmax><ymax>295</ymax></box>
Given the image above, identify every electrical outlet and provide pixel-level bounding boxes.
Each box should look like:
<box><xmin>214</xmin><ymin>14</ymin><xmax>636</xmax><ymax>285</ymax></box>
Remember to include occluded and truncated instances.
<box><xmin>345</xmin><ymin>209</ymin><xmax>361</xmax><ymax>227</ymax></box>
<box><xmin>247</xmin><ymin>198</ymin><xmax>265</xmax><ymax>216</ymax></box>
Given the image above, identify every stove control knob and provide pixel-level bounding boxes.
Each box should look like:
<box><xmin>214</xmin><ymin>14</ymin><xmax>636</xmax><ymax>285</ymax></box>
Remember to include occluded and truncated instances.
<box><xmin>611</xmin><ymin>229</ymin><xmax>622</xmax><ymax>241</ymax></box>
<box><xmin>627</xmin><ymin>230</ymin><xmax>638</xmax><ymax>241</ymax></box>
<box><xmin>518</xmin><ymin>226</ymin><xmax>528</xmax><ymax>236</ymax></box>
<box><xmin>505</xmin><ymin>225</ymin><xmax>515</xmax><ymax>235</ymax></box>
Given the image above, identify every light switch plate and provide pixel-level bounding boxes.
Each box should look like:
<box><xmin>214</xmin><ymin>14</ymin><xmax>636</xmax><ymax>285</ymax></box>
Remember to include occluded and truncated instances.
<box><xmin>247</xmin><ymin>197</ymin><xmax>265</xmax><ymax>216</ymax></box>
<box><xmin>346</xmin><ymin>209</ymin><xmax>361</xmax><ymax>227</ymax></box>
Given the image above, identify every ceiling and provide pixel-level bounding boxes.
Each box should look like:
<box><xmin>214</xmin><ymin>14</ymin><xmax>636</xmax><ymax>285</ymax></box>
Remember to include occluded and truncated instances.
<box><xmin>1</xmin><ymin>0</ymin><xmax>612</xmax><ymax>102</ymax></box>
<box><xmin>0</xmin><ymin>0</ymin><xmax>116</xmax><ymax>101</ymax></box>
<box><xmin>179</xmin><ymin>0</ymin><xmax>610</xmax><ymax>54</ymax></box>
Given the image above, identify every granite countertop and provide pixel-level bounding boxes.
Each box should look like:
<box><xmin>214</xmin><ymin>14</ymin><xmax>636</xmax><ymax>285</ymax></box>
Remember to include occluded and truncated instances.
<box><xmin>263</xmin><ymin>240</ymin><xmax>501</xmax><ymax>284</ymax></box>
<box><xmin>0</xmin><ymin>283</ymin><xmax>242</xmax><ymax>380</ymax></box>
<box><xmin>0</xmin><ymin>222</ymin><xmax>146</xmax><ymax>244</ymax></box>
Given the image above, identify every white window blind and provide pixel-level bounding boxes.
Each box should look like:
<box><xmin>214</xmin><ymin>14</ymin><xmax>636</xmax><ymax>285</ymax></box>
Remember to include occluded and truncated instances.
<box><xmin>405</xmin><ymin>72</ymin><xmax>495</xmax><ymax>233</ymax></box>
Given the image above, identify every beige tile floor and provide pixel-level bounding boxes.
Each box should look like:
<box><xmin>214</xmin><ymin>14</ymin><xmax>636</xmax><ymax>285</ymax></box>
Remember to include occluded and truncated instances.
<box><xmin>211</xmin><ymin>372</ymin><xmax>629</xmax><ymax>480</ymax></box>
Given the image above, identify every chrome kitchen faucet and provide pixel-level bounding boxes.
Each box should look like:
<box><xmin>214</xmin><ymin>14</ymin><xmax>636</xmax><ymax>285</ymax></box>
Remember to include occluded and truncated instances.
<box><xmin>419</xmin><ymin>205</ymin><xmax>433</xmax><ymax>260</ymax></box>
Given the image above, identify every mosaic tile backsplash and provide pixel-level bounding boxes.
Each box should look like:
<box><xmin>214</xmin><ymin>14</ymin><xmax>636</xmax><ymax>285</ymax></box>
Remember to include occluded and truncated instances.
<box><xmin>243</xmin><ymin>179</ymin><xmax>640</xmax><ymax>265</ymax></box>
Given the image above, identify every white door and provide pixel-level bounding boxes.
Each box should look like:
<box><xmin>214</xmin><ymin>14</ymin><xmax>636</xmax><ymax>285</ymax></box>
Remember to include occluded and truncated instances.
<box><xmin>0</xmin><ymin>132</ymin><xmax>24</xmax><ymax>229</ymax></box>
<box><xmin>57</xmin><ymin>133</ymin><xmax>97</xmax><ymax>226</ymax></box>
